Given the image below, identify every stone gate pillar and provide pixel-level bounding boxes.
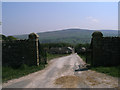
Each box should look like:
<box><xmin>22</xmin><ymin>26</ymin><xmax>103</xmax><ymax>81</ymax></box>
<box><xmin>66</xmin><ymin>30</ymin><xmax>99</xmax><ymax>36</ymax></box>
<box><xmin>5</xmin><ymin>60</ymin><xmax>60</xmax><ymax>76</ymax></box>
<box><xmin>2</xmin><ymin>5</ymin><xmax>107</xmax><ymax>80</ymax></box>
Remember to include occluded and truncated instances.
<box><xmin>29</xmin><ymin>33</ymin><xmax>40</xmax><ymax>66</ymax></box>
<box><xmin>91</xmin><ymin>31</ymin><xmax>103</xmax><ymax>66</ymax></box>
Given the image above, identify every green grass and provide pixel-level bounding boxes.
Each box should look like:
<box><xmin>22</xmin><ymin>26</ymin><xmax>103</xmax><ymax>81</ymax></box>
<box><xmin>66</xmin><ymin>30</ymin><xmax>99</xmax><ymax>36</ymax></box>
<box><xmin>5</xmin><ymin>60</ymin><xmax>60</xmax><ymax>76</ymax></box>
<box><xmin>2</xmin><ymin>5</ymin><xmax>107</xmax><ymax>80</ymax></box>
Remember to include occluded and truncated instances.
<box><xmin>2</xmin><ymin>54</ymin><xmax>69</xmax><ymax>83</ymax></box>
<box><xmin>91</xmin><ymin>66</ymin><xmax>120</xmax><ymax>77</ymax></box>
<box><xmin>47</xmin><ymin>53</ymin><xmax>69</xmax><ymax>61</ymax></box>
<box><xmin>78</xmin><ymin>54</ymin><xmax>120</xmax><ymax>77</ymax></box>
<box><xmin>78</xmin><ymin>54</ymin><xmax>86</xmax><ymax>62</ymax></box>
<box><xmin>2</xmin><ymin>64</ymin><xmax>45</xmax><ymax>83</ymax></box>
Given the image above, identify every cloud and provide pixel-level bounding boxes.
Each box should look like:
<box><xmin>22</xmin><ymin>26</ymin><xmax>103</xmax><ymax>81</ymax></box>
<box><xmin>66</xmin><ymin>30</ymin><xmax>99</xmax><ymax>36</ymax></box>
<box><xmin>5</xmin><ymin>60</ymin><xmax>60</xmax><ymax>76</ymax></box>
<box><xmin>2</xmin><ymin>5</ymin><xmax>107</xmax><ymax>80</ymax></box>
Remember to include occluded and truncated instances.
<box><xmin>86</xmin><ymin>16</ymin><xmax>99</xmax><ymax>23</ymax></box>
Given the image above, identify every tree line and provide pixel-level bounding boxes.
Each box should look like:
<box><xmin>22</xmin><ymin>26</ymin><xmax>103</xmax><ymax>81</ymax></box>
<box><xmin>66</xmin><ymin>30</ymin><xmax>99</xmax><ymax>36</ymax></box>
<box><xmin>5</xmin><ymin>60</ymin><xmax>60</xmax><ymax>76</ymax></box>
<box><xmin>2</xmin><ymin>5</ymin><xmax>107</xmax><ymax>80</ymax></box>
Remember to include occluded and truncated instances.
<box><xmin>0</xmin><ymin>34</ymin><xmax>17</xmax><ymax>41</ymax></box>
<box><xmin>1</xmin><ymin>34</ymin><xmax>90</xmax><ymax>54</ymax></box>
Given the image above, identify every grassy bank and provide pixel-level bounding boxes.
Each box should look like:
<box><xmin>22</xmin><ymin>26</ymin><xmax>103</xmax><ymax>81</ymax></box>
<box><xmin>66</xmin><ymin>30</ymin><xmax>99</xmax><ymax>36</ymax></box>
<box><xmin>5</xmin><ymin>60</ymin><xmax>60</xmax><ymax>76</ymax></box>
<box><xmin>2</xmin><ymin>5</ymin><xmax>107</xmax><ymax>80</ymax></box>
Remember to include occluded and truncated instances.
<box><xmin>3</xmin><ymin>53</ymin><xmax>69</xmax><ymax>83</ymax></box>
<box><xmin>78</xmin><ymin>54</ymin><xmax>86</xmax><ymax>62</ymax></box>
<box><xmin>47</xmin><ymin>53</ymin><xmax>69</xmax><ymax>61</ymax></box>
<box><xmin>79</xmin><ymin>54</ymin><xmax>120</xmax><ymax>77</ymax></box>
<box><xmin>91</xmin><ymin>66</ymin><xmax>120</xmax><ymax>77</ymax></box>
<box><xmin>2</xmin><ymin>64</ymin><xmax>45</xmax><ymax>83</ymax></box>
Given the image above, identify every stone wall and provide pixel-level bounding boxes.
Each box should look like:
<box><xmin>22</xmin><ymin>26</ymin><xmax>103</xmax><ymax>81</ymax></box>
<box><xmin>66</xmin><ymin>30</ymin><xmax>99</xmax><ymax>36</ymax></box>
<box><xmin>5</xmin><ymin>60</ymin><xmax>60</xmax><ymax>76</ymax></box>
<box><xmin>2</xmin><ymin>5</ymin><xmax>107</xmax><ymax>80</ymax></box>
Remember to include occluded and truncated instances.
<box><xmin>88</xmin><ymin>31</ymin><xmax>120</xmax><ymax>66</ymax></box>
<box><xmin>2</xmin><ymin>33</ymin><xmax>42</xmax><ymax>68</ymax></box>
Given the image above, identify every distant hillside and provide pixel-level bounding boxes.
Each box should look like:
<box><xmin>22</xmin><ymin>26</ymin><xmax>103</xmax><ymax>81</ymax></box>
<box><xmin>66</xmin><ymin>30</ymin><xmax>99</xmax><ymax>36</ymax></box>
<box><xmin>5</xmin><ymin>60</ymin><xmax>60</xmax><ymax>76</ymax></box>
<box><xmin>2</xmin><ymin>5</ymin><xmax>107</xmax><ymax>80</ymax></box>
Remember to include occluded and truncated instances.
<box><xmin>14</xmin><ymin>29</ymin><xmax>118</xmax><ymax>44</ymax></box>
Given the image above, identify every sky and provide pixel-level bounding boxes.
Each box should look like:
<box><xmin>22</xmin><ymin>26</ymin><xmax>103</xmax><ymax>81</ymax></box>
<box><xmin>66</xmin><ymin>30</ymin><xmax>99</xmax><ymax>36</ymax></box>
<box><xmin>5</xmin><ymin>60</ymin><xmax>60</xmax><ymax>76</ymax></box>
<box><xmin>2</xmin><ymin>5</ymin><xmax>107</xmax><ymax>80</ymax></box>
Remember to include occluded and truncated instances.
<box><xmin>2</xmin><ymin>2</ymin><xmax>118</xmax><ymax>36</ymax></box>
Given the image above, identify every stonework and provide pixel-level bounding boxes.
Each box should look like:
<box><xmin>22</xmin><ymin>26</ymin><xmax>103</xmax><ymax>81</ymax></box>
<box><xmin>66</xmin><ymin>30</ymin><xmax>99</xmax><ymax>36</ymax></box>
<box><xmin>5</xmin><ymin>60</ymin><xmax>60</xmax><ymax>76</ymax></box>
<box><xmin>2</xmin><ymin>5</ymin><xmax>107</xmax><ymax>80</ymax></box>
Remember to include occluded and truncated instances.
<box><xmin>2</xmin><ymin>33</ymin><xmax>46</xmax><ymax>68</ymax></box>
<box><xmin>29</xmin><ymin>33</ymin><xmax>40</xmax><ymax>66</ymax></box>
<box><xmin>88</xmin><ymin>31</ymin><xmax>120</xmax><ymax>66</ymax></box>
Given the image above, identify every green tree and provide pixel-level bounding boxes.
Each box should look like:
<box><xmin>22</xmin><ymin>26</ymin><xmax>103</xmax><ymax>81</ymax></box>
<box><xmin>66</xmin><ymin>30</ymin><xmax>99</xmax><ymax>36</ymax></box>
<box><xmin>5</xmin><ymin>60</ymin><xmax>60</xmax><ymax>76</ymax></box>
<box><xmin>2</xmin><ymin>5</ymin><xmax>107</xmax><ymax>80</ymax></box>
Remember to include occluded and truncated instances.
<box><xmin>1</xmin><ymin>35</ymin><xmax>7</xmax><ymax>40</ymax></box>
<box><xmin>7</xmin><ymin>36</ymin><xmax>17</xmax><ymax>41</ymax></box>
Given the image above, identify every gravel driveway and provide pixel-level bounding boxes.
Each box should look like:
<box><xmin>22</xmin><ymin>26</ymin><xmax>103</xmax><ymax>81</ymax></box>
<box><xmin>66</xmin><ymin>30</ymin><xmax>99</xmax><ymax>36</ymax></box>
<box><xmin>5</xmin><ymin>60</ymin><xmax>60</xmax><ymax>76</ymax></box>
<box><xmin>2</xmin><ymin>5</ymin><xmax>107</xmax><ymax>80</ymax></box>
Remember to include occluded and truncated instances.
<box><xmin>3</xmin><ymin>53</ymin><xmax>118</xmax><ymax>88</ymax></box>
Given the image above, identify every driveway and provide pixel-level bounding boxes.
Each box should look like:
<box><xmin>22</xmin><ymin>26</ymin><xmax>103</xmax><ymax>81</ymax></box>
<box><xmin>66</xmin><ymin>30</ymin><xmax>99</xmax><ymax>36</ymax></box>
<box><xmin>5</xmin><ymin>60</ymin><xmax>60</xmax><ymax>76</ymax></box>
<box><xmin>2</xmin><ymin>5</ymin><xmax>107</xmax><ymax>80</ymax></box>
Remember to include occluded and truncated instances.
<box><xmin>3</xmin><ymin>53</ymin><xmax>118</xmax><ymax>88</ymax></box>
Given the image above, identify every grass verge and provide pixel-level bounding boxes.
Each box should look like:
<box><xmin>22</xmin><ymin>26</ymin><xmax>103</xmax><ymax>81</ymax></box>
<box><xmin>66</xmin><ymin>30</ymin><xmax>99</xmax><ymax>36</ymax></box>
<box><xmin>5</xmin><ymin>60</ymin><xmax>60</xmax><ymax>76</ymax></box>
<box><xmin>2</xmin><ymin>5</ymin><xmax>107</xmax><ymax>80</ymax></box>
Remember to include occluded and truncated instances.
<box><xmin>2</xmin><ymin>64</ymin><xmax>45</xmax><ymax>83</ymax></box>
<box><xmin>78</xmin><ymin>54</ymin><xmax>86</xmax><ymax>62</ymax></box>
<box><xmin>91</xmin><ymin>66</ymin><xmax>120</xmax><ymax>77</ymax></box>
<box><xmin>3</xmin><ymin>53</ymin><xmax>69</xmax><ymax>83</ymax></box>
<box><xmin>79</xmin><ymin>54</ymin><xmax>120</xmax><ymax>77</ymax></box>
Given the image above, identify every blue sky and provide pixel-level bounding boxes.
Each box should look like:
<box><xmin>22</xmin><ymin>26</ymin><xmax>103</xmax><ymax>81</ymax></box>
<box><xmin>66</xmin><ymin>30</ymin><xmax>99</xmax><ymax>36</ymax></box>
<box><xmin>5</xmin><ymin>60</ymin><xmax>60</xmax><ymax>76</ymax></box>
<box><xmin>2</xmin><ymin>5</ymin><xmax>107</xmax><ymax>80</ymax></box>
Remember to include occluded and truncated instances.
<box><xmin>2</xmin><ymin>2</ymin><xmax>118</xmax><ymax>35</ymax></box>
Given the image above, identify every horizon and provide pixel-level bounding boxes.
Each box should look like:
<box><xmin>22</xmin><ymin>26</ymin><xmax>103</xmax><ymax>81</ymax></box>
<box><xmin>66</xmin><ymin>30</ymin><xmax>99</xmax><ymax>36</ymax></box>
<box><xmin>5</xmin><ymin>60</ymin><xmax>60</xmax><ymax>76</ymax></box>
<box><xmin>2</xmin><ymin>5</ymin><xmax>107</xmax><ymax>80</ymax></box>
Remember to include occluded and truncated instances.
<box><xmin>6</xmin><ymin>28</ymin><xmax>118</xmax><ymax>36</ymax></box>
<box><xmin>2</xmin><ymin>2</ymin><xmax>118</xmax><ymax>36</ymax></box>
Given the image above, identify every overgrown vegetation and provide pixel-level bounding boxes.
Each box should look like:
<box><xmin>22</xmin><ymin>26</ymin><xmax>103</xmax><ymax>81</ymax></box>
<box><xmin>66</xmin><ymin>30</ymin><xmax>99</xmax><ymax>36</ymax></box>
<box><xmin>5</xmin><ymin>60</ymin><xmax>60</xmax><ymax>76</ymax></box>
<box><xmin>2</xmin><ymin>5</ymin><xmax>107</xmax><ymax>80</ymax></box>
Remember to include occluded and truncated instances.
<box><xmin>2</xmin><ymin>64</ymin><xmax>45</xmax><ymax>82</ymax></box>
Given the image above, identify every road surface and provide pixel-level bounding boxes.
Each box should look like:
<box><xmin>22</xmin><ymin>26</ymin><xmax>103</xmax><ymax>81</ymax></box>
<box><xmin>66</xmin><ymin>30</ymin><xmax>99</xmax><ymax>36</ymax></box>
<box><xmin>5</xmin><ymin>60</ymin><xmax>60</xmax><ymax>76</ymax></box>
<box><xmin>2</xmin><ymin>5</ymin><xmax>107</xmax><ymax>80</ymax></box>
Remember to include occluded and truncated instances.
<box><xmin>3</xmin><ymin>54</ymin><xmax>118</xmax><ymax>88</ymax></box>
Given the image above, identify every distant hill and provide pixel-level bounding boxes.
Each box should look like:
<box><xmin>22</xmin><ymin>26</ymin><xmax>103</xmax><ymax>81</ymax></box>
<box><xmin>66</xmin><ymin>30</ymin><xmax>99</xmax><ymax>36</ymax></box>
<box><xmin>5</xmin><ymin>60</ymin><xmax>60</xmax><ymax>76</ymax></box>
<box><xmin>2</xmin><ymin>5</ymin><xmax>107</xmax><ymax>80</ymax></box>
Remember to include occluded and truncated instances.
<box><xmin>13</xmin><ymin>29</ymin><xmax>118</xmax><ymax>44</ymax></box>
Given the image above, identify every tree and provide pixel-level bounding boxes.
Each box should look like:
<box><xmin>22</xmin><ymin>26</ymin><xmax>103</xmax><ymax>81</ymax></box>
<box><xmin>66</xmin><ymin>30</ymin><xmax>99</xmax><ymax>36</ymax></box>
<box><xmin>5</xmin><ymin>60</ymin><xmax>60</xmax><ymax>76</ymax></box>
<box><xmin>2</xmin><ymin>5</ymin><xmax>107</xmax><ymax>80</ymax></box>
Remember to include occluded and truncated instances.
<box><xmin>1</xmin><ymin>35</ymin><xmax>7</xmax><ymax>40</ymax></box>
<box><xmin>7</xmin><ymin>36</ymin><xmax>17</xmax><ymax>41</ymax></box>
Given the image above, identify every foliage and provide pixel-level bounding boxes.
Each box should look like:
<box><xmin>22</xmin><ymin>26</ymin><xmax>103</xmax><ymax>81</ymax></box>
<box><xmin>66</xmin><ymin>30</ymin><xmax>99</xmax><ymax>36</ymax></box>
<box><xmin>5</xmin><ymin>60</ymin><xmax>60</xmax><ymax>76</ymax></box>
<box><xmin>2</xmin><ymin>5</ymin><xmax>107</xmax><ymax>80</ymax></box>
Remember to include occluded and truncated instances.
<box><xmin>0</xmin><ymin>35</ymin><xmax>7</xmax><ymax>40</ymax></box>
<box><xmin>7</xmin><ymin>36</ymin><xmax>17</xmax><ymax>41</ymax></box>
<box><xmin>75</xmin><ymin>43</ymin><xmax>90</xmax><ymax>53</ymax></box>
<box><xmin>0</xmin><ymin>34</ymin><xmax>17</xmax><ymax>41</ymax></box>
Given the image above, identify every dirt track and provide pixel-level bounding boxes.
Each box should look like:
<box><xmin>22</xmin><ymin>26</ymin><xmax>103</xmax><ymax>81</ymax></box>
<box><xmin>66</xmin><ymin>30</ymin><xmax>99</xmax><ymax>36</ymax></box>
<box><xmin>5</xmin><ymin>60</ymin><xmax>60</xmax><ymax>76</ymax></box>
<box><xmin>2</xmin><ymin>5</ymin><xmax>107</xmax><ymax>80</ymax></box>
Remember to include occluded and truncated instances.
<box><xmin>3</xmin><ymin>54</ymin><xmax>118</xmax><ymax>88</ymax></box>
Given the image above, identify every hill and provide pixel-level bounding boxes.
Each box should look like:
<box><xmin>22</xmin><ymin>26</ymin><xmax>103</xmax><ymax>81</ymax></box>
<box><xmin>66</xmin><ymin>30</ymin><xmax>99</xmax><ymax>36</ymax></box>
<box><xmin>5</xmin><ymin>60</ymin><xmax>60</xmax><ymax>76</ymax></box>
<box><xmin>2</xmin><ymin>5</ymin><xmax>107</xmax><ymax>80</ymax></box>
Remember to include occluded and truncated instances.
<box><xmin>13</xmin><ymin>29</ymin><xmax>118</xmax><ymax>44</ymax></box>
